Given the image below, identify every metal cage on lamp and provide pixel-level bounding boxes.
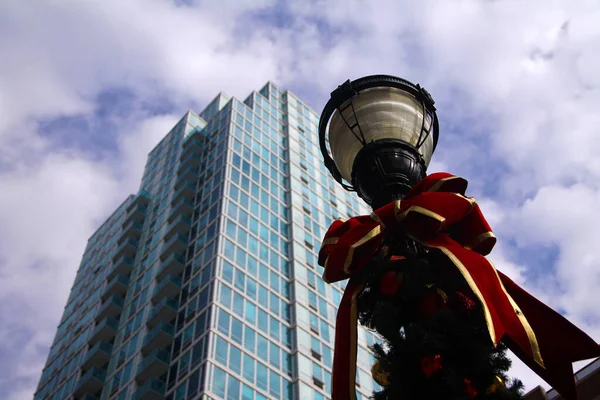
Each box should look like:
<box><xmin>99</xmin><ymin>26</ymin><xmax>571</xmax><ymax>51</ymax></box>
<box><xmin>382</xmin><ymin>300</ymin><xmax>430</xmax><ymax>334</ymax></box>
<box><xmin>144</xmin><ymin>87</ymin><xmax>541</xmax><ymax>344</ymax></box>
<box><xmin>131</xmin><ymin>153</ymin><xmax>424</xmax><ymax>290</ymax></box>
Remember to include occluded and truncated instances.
<box><xmin>318</xmin><ymin>75</ymin><xmax>440</xmax><ymax>209</ymax></box>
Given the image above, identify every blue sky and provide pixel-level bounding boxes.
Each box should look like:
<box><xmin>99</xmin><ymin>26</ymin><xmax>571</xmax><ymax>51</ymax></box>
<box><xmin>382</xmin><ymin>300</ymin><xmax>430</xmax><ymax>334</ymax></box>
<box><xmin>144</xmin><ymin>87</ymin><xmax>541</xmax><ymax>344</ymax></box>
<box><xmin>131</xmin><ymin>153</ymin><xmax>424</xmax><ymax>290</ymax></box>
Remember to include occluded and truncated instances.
<box><xmin>1</xmin><ymin>1</ymin><xmax>600</xmax><ymax>399</ymax></box>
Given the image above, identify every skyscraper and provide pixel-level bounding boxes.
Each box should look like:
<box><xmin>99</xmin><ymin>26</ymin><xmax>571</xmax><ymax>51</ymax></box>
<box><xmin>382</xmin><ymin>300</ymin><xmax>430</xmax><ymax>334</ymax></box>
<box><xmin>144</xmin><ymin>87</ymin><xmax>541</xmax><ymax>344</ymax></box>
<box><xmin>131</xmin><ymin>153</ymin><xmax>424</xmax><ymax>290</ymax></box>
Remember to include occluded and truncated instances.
<box><xmin>33</xmin><ymin>82</ymin><xmax>381</xmax><ymax>400</ymax></box>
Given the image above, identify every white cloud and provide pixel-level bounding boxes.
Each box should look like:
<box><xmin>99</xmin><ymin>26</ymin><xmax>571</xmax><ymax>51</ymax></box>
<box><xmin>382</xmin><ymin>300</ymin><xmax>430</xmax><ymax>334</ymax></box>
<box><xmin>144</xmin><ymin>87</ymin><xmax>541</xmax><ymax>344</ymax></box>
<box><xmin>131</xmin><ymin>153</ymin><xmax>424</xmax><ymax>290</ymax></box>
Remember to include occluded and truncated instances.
<box><xmin>1</xmin><ymin>0</ymin><xmax>599</xmax><ymax>398</ymax></box>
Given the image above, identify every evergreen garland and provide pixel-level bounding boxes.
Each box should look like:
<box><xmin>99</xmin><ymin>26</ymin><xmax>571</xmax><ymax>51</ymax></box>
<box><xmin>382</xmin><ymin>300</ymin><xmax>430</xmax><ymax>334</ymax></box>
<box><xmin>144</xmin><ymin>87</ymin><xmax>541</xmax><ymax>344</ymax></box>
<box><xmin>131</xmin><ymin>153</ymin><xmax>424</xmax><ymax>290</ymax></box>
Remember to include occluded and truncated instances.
<box><xmin>357</xmin><ymin>244</ymin><xmax>525</xmax><ymax>400</ymax></box>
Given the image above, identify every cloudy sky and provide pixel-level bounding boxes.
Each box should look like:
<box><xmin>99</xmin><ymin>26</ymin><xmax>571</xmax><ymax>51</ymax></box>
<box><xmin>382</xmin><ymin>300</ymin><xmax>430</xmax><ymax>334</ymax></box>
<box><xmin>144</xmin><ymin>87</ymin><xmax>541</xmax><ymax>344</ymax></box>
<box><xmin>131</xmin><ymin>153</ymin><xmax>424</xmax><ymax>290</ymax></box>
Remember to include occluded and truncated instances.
<box><xmin>1</xmin><ymin>0</ymin><xmax>599</xmax><ymax>399</ymax></box>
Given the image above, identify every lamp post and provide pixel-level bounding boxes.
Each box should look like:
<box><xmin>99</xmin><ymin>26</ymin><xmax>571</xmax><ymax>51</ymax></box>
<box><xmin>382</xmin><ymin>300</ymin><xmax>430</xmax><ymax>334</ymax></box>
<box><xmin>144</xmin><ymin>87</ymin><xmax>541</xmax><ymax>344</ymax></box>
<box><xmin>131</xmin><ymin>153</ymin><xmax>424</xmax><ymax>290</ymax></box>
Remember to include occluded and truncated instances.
<box><xmin>316</xmin><ymin>75</ymin><xmax>599</xmax><ymax>400</ymax></box>
<box><xmin>318</xmin><ymin>75</ymin><xmax>440</xmax><ymax>209</ymax></box>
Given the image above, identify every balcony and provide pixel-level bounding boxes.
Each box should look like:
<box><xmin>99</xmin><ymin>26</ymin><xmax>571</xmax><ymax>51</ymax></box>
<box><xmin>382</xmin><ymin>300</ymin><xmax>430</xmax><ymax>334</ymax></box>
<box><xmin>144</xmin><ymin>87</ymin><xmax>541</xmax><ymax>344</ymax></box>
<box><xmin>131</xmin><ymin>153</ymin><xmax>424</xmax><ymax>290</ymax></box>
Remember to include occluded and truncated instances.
<box><xmin>152</xmin><ymin>274</ymin><xmax>182</xmax><ymax>303</ymax></box>
<box><xmin>74</xmin><ymin>367</ymin><xmax>106</xmax><ymax>397</ymax></box>
<box><xmin>133</xmin><ymin>378</ymin><xmax>166</xmax><ymax>400</ymax></box>
<box><xmin>156</xmin><ymin>252</ymin><xmax>185</xmax><ymax>281</ymax></box>
<box><xmin>127</xmin><ymin>190</ymin><xmax>151</xmax><ymax>211</ymax></box>
<box><xmin>124</xmin><ymin>203</ymin><xmax>147</xmax><ymax>225</ymax></box>
<box><xmin>142</xmin><ymin>323</ymin><xmax>175</xmax><ymax>354</ymax></box>
<box><xmin>159</xmin><ymin>233</ymin><xmax>187</xmax><ymax>260</ymax></box>
<box><xmin>173</xmin><ymin>179</ymin><xmax>196</xmax><ymax>198</ymax></box>
<box><xmin>102</xmin><ymin>274</ymin><xmax>129</xmax><ymax>300</ymax></box>
<box><xmin>108</xmin><ymin>255</ymin><xmax>134</xmax><ymax>280</ymax></box>
<box><xmin>147</xmin><ymin>297</ymin><xmax>179</xmax><ymax>327</ymax></box>
<box><xmin>135</xmin><ymin>348</ymin><xmax>170</xmax><ymax>382</ymax></box>
<box><xmin>82</xmin><ymin>341</ymin><xmax>112</xmax><ymax>370</ymax></box>
<box><xmin>165</xmin><ymin>215</ymin><xmax>191</xmax><ymax>239</ymax></box>
<box><xmin>89</xmin><ymin>317</ymin><xmax>119</xmax><ymax>345</ymax></box>
<box><xmin>179</xmin><ymin>150</ymin><xmax>201</xmax><ymax>170</ymax></box>
<box><xmin>169</xmin><ymin>197</ymin><xmax>194</xmax><ymax>221</ymax></box>
<box><xmin>113</xmin><ymin>238</ymin><xmax>138</xmax><ymax>261</ymax></box>
<box><xmin>182</xmin><ymin>137</ymin><xmax>202</xmax><ymax>155</ymax></box>
<box><xmin>177</xmin><ymin>166</ymin><xmax>199</xmax><ymax>184</ymax></box>
<box><xmin>95</xmin><ymin>295</ymin><xmax>124</xmax><ymax>321</ymax></box>
<box><xmin>121</xmin><ymin>220</ymin><xmax>143</xmax><ymax>240</ymax></box>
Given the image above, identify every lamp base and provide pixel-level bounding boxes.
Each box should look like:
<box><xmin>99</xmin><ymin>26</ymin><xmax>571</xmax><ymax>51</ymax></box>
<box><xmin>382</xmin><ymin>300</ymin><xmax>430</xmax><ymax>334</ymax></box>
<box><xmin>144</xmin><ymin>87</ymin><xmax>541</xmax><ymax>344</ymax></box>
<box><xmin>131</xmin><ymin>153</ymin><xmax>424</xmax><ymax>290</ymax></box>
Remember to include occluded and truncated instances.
<box><xmin>352</xmin><ymin>139</ymin><xmax>427</xmax><ymax>209</ymax></box>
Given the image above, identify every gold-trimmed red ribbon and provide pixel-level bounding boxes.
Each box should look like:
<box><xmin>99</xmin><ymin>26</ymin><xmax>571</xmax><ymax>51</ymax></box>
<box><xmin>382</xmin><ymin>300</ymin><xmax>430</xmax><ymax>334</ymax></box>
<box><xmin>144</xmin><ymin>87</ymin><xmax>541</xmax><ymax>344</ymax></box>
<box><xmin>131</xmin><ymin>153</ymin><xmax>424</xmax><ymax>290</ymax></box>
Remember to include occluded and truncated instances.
<box><xmin>318</xmin><ymin>172</ymin><xmax>599</xmax><ymax>400</ymax></box>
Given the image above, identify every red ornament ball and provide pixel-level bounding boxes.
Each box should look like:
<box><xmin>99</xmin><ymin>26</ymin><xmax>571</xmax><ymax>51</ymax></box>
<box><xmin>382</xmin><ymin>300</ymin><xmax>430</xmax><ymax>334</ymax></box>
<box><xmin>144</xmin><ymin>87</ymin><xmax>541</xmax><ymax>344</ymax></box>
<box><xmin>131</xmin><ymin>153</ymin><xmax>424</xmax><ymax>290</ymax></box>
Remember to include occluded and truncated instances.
<box><xmin>463</xmin><ymin>378</ymin><xmax>478</xmax><ymax>398</ymax></box>
<box><xmin>418</xmin><ymin>289</ymin><xmax>447</xmax><ymax>318</ymax></box>
<box><xmin>420</xmin><ymin>354</ymin><xmax>443</xmax><ymax>377</ymax></box>
<box><xmin>379</xmin><ymin>271</ymin><xmax>403</xmax><ymax>297</ymax></box>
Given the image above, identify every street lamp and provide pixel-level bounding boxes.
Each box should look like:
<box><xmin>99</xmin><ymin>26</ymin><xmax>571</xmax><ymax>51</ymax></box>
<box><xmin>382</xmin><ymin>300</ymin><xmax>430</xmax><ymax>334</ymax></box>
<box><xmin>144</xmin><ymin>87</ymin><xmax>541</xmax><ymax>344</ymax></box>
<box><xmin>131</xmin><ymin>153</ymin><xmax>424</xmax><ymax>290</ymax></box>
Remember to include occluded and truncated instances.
<box><xmin>318</xmin><ymin>74</ymin><xmax>440</xmax><ymax>209</ymax></box>
<box><xmin>317</xmin><ymin>75</ymin><xmax>599</xmax><ymax>400</ymax></box>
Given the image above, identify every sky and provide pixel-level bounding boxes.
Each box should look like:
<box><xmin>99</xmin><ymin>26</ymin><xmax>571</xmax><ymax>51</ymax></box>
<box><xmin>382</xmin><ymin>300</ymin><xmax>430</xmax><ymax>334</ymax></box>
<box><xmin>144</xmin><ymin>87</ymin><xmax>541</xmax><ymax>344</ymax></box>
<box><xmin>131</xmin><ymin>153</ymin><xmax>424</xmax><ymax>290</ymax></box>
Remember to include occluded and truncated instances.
<box><xmin>1</xmin><ymin>0</ymin><xmax>599</xmax><ymax>399</ymax></box>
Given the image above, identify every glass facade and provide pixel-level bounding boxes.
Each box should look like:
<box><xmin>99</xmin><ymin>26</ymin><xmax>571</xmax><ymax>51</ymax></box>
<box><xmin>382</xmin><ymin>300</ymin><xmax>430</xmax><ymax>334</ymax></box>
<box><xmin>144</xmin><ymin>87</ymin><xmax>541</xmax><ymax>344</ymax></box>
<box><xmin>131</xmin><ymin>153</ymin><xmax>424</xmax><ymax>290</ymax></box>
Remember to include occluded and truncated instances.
<box><xmin>33</xmin><ymin>82</ymin><xmax>381</xmax><ymax>400</ymax></box>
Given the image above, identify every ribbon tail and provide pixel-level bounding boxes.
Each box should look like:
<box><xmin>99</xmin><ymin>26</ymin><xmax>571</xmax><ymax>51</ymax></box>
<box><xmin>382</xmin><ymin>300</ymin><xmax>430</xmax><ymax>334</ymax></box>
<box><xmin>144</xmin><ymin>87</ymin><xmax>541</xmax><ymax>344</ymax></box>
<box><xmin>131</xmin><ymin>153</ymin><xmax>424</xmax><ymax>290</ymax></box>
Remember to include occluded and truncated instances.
<box><xmin>331</xmin><ymin>277</ymin><xmax>365</xmax><ymax>400</ymax></box>
<box><xmin>499</xmin><ymin>272</ymin><xmax>600</xmax><ymax>400</ymax></box>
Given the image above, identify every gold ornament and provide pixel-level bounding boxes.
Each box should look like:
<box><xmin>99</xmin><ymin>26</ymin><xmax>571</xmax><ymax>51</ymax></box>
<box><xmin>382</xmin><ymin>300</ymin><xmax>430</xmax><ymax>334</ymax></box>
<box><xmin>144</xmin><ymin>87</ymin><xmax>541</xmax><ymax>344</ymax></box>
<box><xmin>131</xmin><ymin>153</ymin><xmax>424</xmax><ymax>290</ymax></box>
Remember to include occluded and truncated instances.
<box><xmin>486</xmin><ymin>375</ymin><xmax>505</xmax><ymax>394</ymax></box>
<box><xmin>371</xmin><ymin>360</ymin><xmax>391</xmax><ymax>386</ymax></box>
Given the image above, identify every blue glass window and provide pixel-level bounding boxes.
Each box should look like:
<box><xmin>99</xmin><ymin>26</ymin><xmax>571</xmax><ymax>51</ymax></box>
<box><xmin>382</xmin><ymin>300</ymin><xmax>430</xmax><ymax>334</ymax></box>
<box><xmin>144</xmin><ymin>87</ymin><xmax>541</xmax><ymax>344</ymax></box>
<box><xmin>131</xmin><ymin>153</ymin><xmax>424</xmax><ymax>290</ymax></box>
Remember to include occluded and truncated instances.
<box><xmin>234</xmin><ymin>269</ymin><xmax>245</xmax><ymax>291</ymax></box>
<box><xmin>269</xmin><ymin>316</ymin><xmax>280</xmax><ymax>341</ymax></box>
<box><xmin>243</xmin><ymin>353</ymin><xmax>255</xmax><ymax>382</ymax></box>
<box><xmin>256</xmin><ymin>362</ymin><xmax>268</xmax><ymax>391</ymax></box>
<box><xmin>212</xmin><ymin>366</ymin><xmax>227</xmax><ymax>397</ymax></box>
<box><xmin>236</xmin><ymin>247</ymin><xmax>247</xmax><ymax>267</ymax></box>
<box><xmin>227</xmin><ymin>375</ymin><xmax>240</xmax><ymax>400</ymax></box>
<box><xmin>220</xmin><ymin>285</ymin><xmax>232</xmax><ymax>308</ymax></box>
<box><xmin>215</xmin><ymin>336</ymin><xmax>228</xmax><ymax>365</ymax></box>
<box><xmin>231</xmin><ymin>317</ymin><xmax>243</xmax><ymax>344</ymax></box>
<box><xmin>257</xmin><ymin>334</ymin><xmax>268</xmax><ymax>360</ymax></box>
<box><xmin>249</xmin><ymin>217</ymin><xmax>259</xmax><ymax>236</ymax></box>
<box><xmin>269</xmin><ymin>342</ymin><xmax>280</xmax><ymax>369</ymax></box>
<box><xmin>227</xmin><ymin>202</ymin><xmax>238</xmax><ymax>220</ymax></box>
<box><xmin>233</xmin><ymin>292</ymin><xmax>244</xmax><ymax>315</ymax></box>
<box><xmin>218</xmin><ymin>309</ymin><xmax>230</xmax><ymax>335</ymax></box>
<box><xmin>258</xmin><ymin>285</ymin><xmax>268</xmax><ymax>306</ymax></box>
<box><xmin>242</xmin><ymin>384</ymin><xmax>253</xmax><ymax>400</ymax></box>
<box><xmin>222</xmin><ymin>261</ymin><xmax>234</xmax><ymax>284</ymax></box>
<box><xmin>239</xmin><ymin>191</ymin><xmax>249</xmax><ymax>208</ymax></box>
<box><xmin>244</xmin><ymin>326</ymin><xmax>256</xmax><ymax>353</ymax></box>
<box><xmin>224</xmin><ymin>239</ymin><xmax>235</xmax><ymax>261</ymax></box>
<box><xmin>237</xmin><ymin>229</ymin><xmax>248</xmax><ymax>247</ymax></box>
<box><xmin>229</xmin><ymin>345</ymin><xmax>241</xmax><ymax>374</ymax></box>
<box><xmin>248</xmin><ymin>235</ymin><xmax>258</xmax><ymax>257</ymax></box>
<box><xmin>269</xmin><ymin>293</ymin><xmax>279</xmax><ymax>316</ymax></box>
<box><xmin>226</xmin><ymin>219</ymin><xmax>236</xmax><ymax>240</ymax></box>
<box><xmin>245</xmin><ymin>301</ymin><xmax>256</xmax><ymax>324</ymax></box>
<box><xmin>246</xmin><ymin>277</ymin><xmax>257</xmax><ymax>300</ymax></box>
<box><xmin>269</xmin><ymin>370</ymin><xmax>280</xmax><ymax>397</ymax></box>
<box><xmin>320</xmin><ymin>319</ymin><xmax>330</xmax><ymax>343</ymax></box>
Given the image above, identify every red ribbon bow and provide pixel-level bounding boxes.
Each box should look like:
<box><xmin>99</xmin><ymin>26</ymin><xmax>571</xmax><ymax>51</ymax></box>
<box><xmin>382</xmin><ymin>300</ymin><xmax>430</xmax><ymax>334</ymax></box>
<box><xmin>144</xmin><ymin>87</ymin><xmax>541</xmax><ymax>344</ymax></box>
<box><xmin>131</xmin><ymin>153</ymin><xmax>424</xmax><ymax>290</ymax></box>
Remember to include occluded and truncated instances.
<box><xmin>318</xmin><ymin>172</ymin><xmax>599</xmax><ymax>400</ymax></box>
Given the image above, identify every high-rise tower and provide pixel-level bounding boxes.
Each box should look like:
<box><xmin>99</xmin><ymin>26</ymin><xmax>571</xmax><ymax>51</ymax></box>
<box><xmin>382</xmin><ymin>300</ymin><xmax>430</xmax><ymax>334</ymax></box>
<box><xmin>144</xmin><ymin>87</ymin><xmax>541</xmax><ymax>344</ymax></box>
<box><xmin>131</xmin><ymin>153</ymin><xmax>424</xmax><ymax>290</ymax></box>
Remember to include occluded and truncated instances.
<box><xmin>34</xmin><ymin>82</ymin><xmax>381</xmax><ymax>400</ymax></box>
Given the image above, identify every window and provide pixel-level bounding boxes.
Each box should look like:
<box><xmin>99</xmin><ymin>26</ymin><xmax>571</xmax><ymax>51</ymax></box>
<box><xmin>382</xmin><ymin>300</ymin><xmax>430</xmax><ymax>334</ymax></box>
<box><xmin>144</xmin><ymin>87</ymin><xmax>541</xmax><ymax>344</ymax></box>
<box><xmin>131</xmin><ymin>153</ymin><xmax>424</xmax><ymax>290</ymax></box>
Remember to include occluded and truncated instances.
<box><xmin>245</xmin><ymin>301</ymin><xmax>256</xmax><ymax>324</ymax></box>
<box><xmin>224</xmin><ymin>239</ymin><xmax>235</xmax><ymax>261</ymax></box>
<box><xmin>231</xmin><ymin>317</ymin><xmax>243</xmax><ymax>344</ymax></box>
<box><xmin>242</xmin><ymin>384</ymin><xmax>254</xmax><ymax>400</ymax></box>
<box><xmin>187</xmin><ymin>367</ymin><xmax>202</xmax><ymax>398</ymax></box>
<box><xmin>244</xmin><ymin>326</ymin><xmax>256</xmax><ymax>353</ymax></box>
<box><xmin>312</xmin><ymin>362</ymin><xmax>325</xmax><ymax>389</ymax></box>
<box><xmin>269</xmin><ymin>370</ymin><xmax>281</xmax><ymax>397</ymax></box>
<box><xmin>215</xmin><ymin>336</ymin><xmax>228</xmax><ymax>365</ymax></box>
<box><xmin>256</xmin><ymin>362</ymin><xmax>268</xmax><ymax>391</ymax></box>
<box><xmin>243</xmin><ymin>353</ymin><xmax>255</xmax><ymax>382</ymax></box>
<box><xmin>220</xmin><ymin>285</ymin><xmax>232</xmax><ymax>308</ymax></box>
<box><xmin>246</xmin><ymin>277</ymin><xmax>257</xmax><ymax>300</ymax></box>
<box><xmin>309</xmin><ymin>313</ymin><xmax>319</xmax><ymax>334</ymax></box>
<box><xmin>229</xmin><ymin>345</ymin><xmax>242</xmax><ymax>374</ymax></box>
<box><xmin>269</xmin><ymin>342</ymin><xmax>281</xmax><ymax>369</ymax></box>
<box><xmin>212</xmin><ymin>366</ymin><xmax>227</xmax><ymax>397</ymax></box>
<box><xmin>218</xmin><ymin>309</ymin><xmax>230</xmax><ymax>335</ymax></box>
<box><xmin>233</xmin><ymin>292</ymin><xmax>244</xmax><ymax>315</ymax></box>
